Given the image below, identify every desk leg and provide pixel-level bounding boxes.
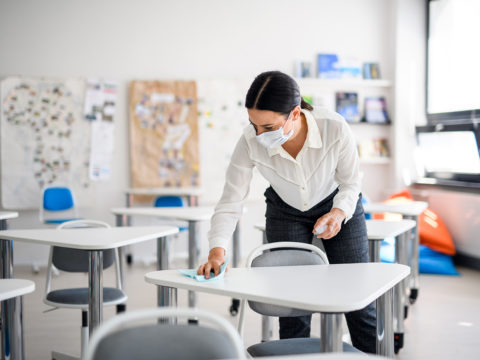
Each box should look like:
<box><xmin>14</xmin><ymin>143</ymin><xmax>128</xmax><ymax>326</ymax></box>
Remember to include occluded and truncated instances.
<box><xmin>1</xmin><ymin>238</ymin><xmax>26</xmax><ymax>360</ymax></box>
<box><xmin>115</xmin><ymin>215</ymin><xmax>127</xmax><ymax>292</ymax></box>
<box><xmin>407</xmin><ymin>215</ymin><xmax>420</xmax><ymax>303</ymax></box>
<box><xmin>124</xmin><ymin>194</ymin><xmax>133</xmax><ymax>265</ymax></box>
<box><xmin>188</xmin><ymin>221</ymin><xmax>198</xmax><ymax>308</ymax></box>
<box><xmin>261</xmin><ymin>316</ymin><xmax>273</xmax><ymax>342</ymax></box>
<box><xmin>187</xmin><ymin>195</ymin><xmax>199</xmax><ymax>207</ymax></box>
<box><xmin>229</xmin><ymin>221</ymin><xmax>242</xmax><ymax>316</ymax></box>
<box><xmin>376</xmin><ymin>287</ymin><xmax>394</xmax><ymax>357</ymax></box>
<box><xmin>260</xmin><ymin>230</ymin><xmax>273</xmax><ymax>341</ymax></box>
<box><xmin>232</xmin><ymin>220</ymin><xmax>241</xmax><ymax>268</ymax></box>
<box><xmin>157</xmin><ymin>236</ymin><xmax>173</xmax><ymax>307</ymax></box>
<box><xmin>88</xmin><ymin>250</ymin><xmax>103</xmax><ymax>336</ymax></box>
<box><xmin>368</xmin><ymin>239</ymin><xmax>381</xmax><ymax>263</ymax></box>
<box><xmin>320</xmin><ymin>313</ymin><xmax>343</xmax><ymax>352</ymax></box>
<box><xmin>393</xmin><ymin>232</ymin><xmax>408</xmax><ymax>353</ymax></box>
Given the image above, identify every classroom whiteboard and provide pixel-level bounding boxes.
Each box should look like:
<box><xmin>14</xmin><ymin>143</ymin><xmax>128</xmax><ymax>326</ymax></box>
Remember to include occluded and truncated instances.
<box><xmin>0</xmin><ymin>76</ymin><xmax>92</xmax><ymax>209</ymax></box>
<box><xmin>196</xmin><ymin>79</ymin><xmax>269</xmax><ymax>204</ymax></box>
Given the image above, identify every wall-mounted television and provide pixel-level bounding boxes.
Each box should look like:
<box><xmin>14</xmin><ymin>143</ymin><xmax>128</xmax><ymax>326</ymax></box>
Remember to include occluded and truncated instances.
<box><xmin>415</xmin><ymin>123</ymin><xmax>480</xmax><ymax>188</ymax></box>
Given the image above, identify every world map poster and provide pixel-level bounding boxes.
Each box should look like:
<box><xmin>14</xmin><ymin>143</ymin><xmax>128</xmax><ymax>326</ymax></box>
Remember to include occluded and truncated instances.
<box><xmin>1</xmin><ymin>76</ymin><xmax>91</xmax><ymax>209</ymax></box>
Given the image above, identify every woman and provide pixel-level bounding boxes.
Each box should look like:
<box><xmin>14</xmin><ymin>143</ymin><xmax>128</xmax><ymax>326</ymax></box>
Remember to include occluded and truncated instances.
<box><xmin>197</xmin><ymin>71</ymin><xmax>376</xmax><ymax>353</ymax></box>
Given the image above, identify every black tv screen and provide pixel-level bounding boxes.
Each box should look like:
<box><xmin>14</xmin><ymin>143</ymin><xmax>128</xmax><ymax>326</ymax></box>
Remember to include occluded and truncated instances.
<box><xmin>415</xmin><ymin>123</ymin><xmax>480</xmax><ymax>187</ymax></box>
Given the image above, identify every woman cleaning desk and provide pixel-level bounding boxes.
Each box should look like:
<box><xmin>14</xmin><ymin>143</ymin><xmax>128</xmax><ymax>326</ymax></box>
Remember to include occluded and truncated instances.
<box><xmin>198</xmin><ymin>71</ymin><xmax>376</xmax><ymax>353</ymax></box>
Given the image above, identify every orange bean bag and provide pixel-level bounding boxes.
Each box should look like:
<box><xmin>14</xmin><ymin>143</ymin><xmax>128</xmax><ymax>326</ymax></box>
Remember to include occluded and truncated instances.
<box><xmin>370</xmin><ymin>189</ymin><xmax>456</xmax><ymax>255</ymax></box>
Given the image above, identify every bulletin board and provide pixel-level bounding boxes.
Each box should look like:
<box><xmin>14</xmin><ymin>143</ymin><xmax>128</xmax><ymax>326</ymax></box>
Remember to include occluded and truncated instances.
<box><xmin>129</xmin><ymin>81</ymin><xmax>199</xmax><ymax>192</ymax></box>
<box><xmin>0</xmin><ymin>76</ymin><xmax>92</xmax><ymax>209</ymax></box>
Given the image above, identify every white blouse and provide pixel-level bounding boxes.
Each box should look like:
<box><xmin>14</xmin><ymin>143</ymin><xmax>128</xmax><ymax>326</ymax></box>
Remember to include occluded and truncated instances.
<box><xmin>208</xmin><ymin>108</ymin><xmax>361</xmax><ymax>252</ymax></box>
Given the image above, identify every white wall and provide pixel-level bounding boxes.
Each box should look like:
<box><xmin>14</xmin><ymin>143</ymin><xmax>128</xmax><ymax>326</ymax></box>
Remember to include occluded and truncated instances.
<box><xmin>0</xmin><ymin>0</ymin><xmax>396</xmax><ymax>265</ymax></box>
<box><xmin>391</xmin><ymin>0</ymin><xmax>428</xmax><ymax>189</ymax></box>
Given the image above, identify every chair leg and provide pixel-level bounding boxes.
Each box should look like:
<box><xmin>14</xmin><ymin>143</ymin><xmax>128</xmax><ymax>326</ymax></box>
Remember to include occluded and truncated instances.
<box><xmin>81</xmin><ymin>310</ymin><xmax>88</xmax><ymax>359</ymax></box>
<box><xmin>51</xmin><ymin>351</ymin><xmax>80</xmax><ymax>360</ymax></box>
<box><xmin>116</xmin><ymin>304</ymin><xmax>127</xmax><ymax>314</ymax></box>
<box><xmin>50</xmin><ymin>312</ymin><xmax>87</xmax><ymax>360</ymax></box>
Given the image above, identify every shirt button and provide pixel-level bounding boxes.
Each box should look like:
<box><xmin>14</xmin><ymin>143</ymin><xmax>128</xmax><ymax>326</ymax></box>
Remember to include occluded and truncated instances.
<box><xmin>304</xmin><ymin>203</ymin><xmax>308</xmax><ymax>206</ymax></box>
<box><xmin>301</xmin><ymin>187</ymin><xmax>305</xmax><ymax>190</ymax></box>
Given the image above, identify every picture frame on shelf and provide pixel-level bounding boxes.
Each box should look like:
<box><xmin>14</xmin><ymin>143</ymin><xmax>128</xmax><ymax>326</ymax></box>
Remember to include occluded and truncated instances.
<box><xmin>317</xmin><ymin>53</ymin><xmax>340</xmax><ymax>79</ymax></box>
<box><xmin>362</xmin><ymin>62</ymin><xmax>381</xmax><ymax>79</ymax></box>
<box><xmin>364</xmin><ymin>96</ymin><xmax>389</xmax><ymax>124</ymax></box>
<box><xmin>335</xmin><ymin>92</ymin><xmax>361</xmax><ymax>123</ymax></box>
<box><xmin>357</xmin><ymin>138</ymin><xmax>390</xmax><ymax>159</ymax></box>
<box><xmin>295</xmin><ymin>60</ymin><xmax>313</xmax><ymax>78</ymax></box>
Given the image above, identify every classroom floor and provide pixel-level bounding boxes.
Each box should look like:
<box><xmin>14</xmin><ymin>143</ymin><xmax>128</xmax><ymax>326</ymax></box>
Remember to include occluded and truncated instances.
<box><xmin>14</xmin><ymin>260</ymin><xmax>480</xmax><ymax>360</ymax></box>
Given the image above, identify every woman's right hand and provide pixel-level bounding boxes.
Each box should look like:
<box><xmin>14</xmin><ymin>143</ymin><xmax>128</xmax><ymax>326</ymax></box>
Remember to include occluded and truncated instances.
<box><xmin>197</xmin><ymin>247</ymin><xmax>227</xmax><ymax>279</ymax></box>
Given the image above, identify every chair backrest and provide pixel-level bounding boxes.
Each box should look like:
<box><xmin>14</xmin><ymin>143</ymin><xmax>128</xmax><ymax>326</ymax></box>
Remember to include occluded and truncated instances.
<box><xmin>40</xmin><ymin>185</ymin><xmax>79</xmax><ymax>223</ymax></box>
<box><xmin>86</xmin><ymin>307</ymin><xmax>246</xmax><ymax>360</ymax></box>
<box><xmin>238</xmin><ymin>242</ymin><xmax>329</xmax><ymax>335</ymax></box>
<box><xmin>154</xmin><ymin>195</ymin><xmax>184</xmax><ymax>207</ymax></box>
<box><xmin>43</xmin><ymin>187</ymin><xmax>75</xmax><ymax>211</ymax></box>
<box><xmin>52</xmin><ymin>220</ymin><xmax>114</xmax><ymax>272</ymax></box>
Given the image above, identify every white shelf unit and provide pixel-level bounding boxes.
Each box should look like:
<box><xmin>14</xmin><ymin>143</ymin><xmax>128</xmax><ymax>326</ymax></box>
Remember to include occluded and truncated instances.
<box><xmin>360</xmin><ymin>157</ymin><xmax>391</xmax><ymax>165</ymax></box>
<box><xmin>296</xmin><ymin>78</ymin><xmax>392</xmax><ymax>88</ymax></box>
<box><xmin>297</xmin><ymin>77</ymin><xmax>394</xmax><ymax>201</ymax></box>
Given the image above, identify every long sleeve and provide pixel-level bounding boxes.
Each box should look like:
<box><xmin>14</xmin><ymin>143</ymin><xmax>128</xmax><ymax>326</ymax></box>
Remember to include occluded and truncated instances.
<box><xmin>208</xmin><ymin>135</ymin><xmax>254</xmax><ymax>252</ymax></box>
<box><xmin>332</xmin><ymin>121</ymin><xmax>362</xmax><ymax>222</ymax></box>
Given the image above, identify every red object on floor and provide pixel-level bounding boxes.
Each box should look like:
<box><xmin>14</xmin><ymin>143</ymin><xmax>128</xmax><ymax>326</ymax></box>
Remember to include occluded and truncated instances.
<box><xmin>370</xmin><ymin>189</ymin><xmax>456</xmax><ymax>255</ymax></box>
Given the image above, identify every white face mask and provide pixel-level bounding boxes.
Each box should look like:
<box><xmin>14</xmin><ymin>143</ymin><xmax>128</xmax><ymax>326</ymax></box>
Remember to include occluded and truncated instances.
<box><xmin>255</xmin><ymin>112</ymin><xmax>294</xmax><ymax>149</ymax></box>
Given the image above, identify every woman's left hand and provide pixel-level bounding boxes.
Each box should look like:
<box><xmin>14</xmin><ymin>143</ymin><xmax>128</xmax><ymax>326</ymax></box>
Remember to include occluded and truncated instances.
<box><xmin>312</xmin><ymin>208</ymin><xmax>346</xmax><ymax>239</ymax></box>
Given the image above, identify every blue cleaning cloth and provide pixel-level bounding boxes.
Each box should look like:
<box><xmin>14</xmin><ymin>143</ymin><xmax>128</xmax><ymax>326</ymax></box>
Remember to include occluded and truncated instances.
<box><xmin>179</xmin><ymin>258</ymin><xmax>229</xmax><ymax>282</ymax></box>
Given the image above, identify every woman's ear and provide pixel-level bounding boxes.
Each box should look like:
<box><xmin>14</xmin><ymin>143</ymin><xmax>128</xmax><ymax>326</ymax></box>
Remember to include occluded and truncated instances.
<box><xmin>292</xmin><ymin>105</ymin><xmax>302</xmax><ymax>121</ymax></box>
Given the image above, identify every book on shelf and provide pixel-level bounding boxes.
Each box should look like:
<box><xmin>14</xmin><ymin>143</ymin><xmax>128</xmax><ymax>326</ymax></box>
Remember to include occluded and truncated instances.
<box><xmin>337</xmin><ymin>56</ymin><xmax>362</xmax><ymax>79</ymax></box>
<box><xmin>335</xmin><ymin>92</ymin><xmax>361</xmax><ymax>123</ymax></box>
<box><xmin>357</xmin><ymin>138</ymin><xmax>390</xmax><ymax>159</ymax></box>
<box><xmin>362</xmin><ymin>62</ymin><xmax>381</xmax><ymax>79</ymax></box>
<box><xmin>364</xmin><ymin>96</ymin><xmax>389</xmax><ymax>123</ymax></box>
<box><xmin>317</xmin><ymin>54</ymin><xmax>362</xmax><ymax>80</ymax></box>
<box><xmin>317</xmin><ymin>54</ymin><xmax>340</xmax><ymax>79</ymax></box>
<box><xmin>301</xmin><ymin>92</ymin><xmax>335</xmax><ymax>112</ymax></box>
<box><xmin>295</xmin><ymin>60</ymin><xmax>313</xmax><ymax>78</ymax></box>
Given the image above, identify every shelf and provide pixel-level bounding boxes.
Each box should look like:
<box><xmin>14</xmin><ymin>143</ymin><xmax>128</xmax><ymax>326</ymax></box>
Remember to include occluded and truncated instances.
<box><xmin>348</xmin><ymin>121</ymin><xmax>391</xmax><ymax>126</ymax></box>
<box><xmin>359</xmin><ymin>157</ymin><xmax>391</xmax><ymax>165</ymax></box>
<box><xmin>296</xmin><ymin>78</ymin><xmax>392</xmax><ymax>88</ymax></box>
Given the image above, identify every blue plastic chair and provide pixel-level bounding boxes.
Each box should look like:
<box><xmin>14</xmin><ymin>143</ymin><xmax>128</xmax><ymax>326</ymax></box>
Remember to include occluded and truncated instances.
<box><xmin>153</xmin><ymin>196</ymin><xmax>188</xmax><ymax>232</ymax></box>
<box><xmin>40</xmin><ymin>186</ymin><xmax>82</xmax><ymax>224</ymax></box>
<box><xmin>154</xmin><ymin>196</ymin><xmax>184</xmax><ymax>208</ymax></box>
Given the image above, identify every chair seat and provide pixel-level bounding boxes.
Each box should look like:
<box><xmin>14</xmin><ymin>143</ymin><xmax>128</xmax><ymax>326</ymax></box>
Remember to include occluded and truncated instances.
<box><xmin>46</xmin><ymin>287</ymin><xmax>127</xmax><ymax>307</ymax></box>
<box><xmin>44</xmin><ymin>217</ymin><xmax>82</xmax><ymax>224</ymax></box>
<box><xmin>92</xmin><ymin>324</ymin><xmax>237</xmax><ymax>360</ymax></box>
<box><xmin>247</xmin><ymin>337</ymin><xmax>361</xmax><ymax>357</ymax></box>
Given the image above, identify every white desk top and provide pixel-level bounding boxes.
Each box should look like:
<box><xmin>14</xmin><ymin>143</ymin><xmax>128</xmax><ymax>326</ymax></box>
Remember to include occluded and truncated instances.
<box><xmin>111</xmin><ymin>206</ymin><xmax>214</xmax><ymax>221</ymax></box>
<box><xmin>0</xmin><ymin>279</ymin><xmax>35</xmax><ymax>301</ymax></box>
<box><xmin>0</xmin><ymin>211</ymin><xmax>19</xmax><ymax>221</ymax></box>
<box><xmin>224</xmin><ymin>353</ymin><xmax>389</xmax><ymax>360</ymax></box>
<box><xmin>366</xmin><ymin>220</ymin><xmax>416</xmax><ymax>240</ymax></box>
<box><xmin>256</xmin><ymin>221</ymin><xmax>416</xmax><ymax>241</ymax></box>
<box><xmin>363</xmin><ymin>201</ymin><xmax>428</xmax><ymax>216</ymax></box>
<box><xmin>0</xmin><ymin>226</ymin><xmax>179</xmax><ymax>250</ymax></box>
<box><xmin>146</xmin><ymin>263</ymin><xmax>410</xmax><ymax>313</ymax></box>
<box><xmin>125</xmin><ymin>187</ymin><xmax>204</xmax><ymax>196</ymax></box>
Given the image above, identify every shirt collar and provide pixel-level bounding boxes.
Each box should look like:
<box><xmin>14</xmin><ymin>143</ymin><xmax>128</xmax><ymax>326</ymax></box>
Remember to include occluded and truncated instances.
<box><xmin>266</xmin><ymin>109</ymin><xmax>323</xmax><ymax>157</ymax></box>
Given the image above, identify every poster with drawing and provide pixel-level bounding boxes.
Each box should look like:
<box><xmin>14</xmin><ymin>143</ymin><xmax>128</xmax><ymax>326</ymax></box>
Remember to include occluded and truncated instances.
<box><xmin>84</xmin><ymin>78</ymin><xmax>117</xmax><ymax>181</ymax></box>
<box><xmin>0</xmin><ymin>76</ymin><xmax>91</xmax><ymax>209</ymax></box>
<box><xmin>129</xmin><ymin>81</ymin><xmax>199</xmax><ymax>191</ymax></box>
